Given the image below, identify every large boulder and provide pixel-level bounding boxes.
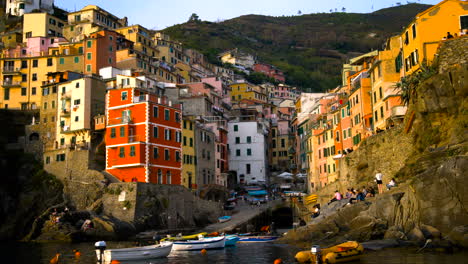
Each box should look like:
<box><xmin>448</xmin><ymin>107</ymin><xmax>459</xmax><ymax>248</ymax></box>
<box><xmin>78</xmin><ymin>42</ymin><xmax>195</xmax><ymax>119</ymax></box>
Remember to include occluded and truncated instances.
<box><xmin>420</xmin><ymin>224</ymin><xmax>442</xmax><ymax>239</ymax></box>
<box><xmin>407</xmin><ymin>227</ymin><xmax>426</xmax><ymax>244</ymax></box>
<box><xmin>447</xmin><ymin>225</ymin><xmax>468</xmax><ymax>248</ymax></box>
<box><xmin>384</xmin><ymin>226</ymin><xmax>407</xmax><ymax>240</ymax></box>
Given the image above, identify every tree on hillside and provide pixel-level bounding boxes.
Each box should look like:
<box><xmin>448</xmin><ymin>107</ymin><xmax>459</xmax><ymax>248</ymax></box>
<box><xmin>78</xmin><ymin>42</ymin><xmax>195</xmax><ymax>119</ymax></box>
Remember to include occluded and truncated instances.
<box><xmin>188</xmin><ymin>13</ymin><xmax>200</xmax><ymax>22</ymax></box>
<box><xmin>342</xmin><ymin>7</ymin><xmax>346</xmax><ymax>12</ymax></box>
<box><xmin>298</xmin><ymin>10</ymin><xmax>302</xmax><ymax>15</ymax></box>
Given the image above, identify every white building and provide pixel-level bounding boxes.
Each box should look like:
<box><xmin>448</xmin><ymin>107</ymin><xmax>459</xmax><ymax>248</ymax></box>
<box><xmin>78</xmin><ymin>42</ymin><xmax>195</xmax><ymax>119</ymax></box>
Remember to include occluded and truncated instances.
<box><xmin>228</xmin><ymin>118</ymin><xmax>269</xmax><ymax>184</ymax></box>
<box><xmin>6</xmin><ymin>0</ymin><xmax>54</xmax><ymax>16</ymax></box>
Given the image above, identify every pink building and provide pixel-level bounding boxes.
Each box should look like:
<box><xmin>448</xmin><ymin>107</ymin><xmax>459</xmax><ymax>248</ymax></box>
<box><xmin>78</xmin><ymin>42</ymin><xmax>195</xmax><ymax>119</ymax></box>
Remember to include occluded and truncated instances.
<box><xmin>253</xmin><ymin>63</ymin><xmax>286</xmax><ymax>83</ymax></box>
<box><xmin>1</xmin><ymin>37</ymin><xmax>66</xmax><ymax>58</ymax></box>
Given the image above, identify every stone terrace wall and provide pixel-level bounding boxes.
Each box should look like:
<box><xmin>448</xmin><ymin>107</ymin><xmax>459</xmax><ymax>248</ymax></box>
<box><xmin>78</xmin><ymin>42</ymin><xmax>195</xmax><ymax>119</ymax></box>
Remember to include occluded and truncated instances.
<box><xmin>102</xmin><ymin>182</ymin><xmax>223</xmax><ymax>231</ymax></box>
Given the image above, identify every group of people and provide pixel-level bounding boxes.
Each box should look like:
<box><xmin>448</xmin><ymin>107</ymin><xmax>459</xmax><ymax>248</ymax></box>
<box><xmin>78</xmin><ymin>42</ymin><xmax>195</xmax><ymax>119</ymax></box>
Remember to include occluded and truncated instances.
<box><xmin>327</xmin><ymin>170</ymin><xmax>397</xmax><ymax>206</ymax></box>
<box><xmin>442</xmin><ymin>30</ymin><xmax>467</xmax><ymax>40</ymax></box>
<box><xmin>50</xmin><ymin>207</ymin><xmax>69</xmax><ymax>224</ymax></box>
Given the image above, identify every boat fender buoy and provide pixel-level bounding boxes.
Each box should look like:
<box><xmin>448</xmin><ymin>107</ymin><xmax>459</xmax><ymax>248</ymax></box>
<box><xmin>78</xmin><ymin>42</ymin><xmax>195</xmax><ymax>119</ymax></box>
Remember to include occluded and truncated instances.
<box><xmin>274</xmin><ymin>258</ymin><xmax>283</xmax><ymax>264</ymax></box>
<box><xmin>201</xmin><ymin>249</ymin><xmax>207</xmax><ymax>255</ymax></box>
<box><xmin>73</xmin><ymin>249</ymin><xmax>81</xmax><ymax>259</ymax></box>
<box><xmin>110</xmin><ymin>260</ymin><xmax>121</xmax><ymax>264</ymax></box>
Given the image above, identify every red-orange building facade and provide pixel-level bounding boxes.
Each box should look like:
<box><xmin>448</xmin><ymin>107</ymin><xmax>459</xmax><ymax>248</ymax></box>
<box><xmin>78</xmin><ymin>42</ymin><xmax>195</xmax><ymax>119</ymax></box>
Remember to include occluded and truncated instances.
<box><xmin>106</xmin><ymin>87</ymin><xmax>182</xmax><ymax>184</ymax></box>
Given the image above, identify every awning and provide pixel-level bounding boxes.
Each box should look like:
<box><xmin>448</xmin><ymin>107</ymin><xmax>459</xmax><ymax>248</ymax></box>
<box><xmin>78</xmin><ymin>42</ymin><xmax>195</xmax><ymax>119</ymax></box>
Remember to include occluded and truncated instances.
<box><xmin>248</xmin><ymin>190</ymin><xmax>267</xmax><ymax>196</ymax></box>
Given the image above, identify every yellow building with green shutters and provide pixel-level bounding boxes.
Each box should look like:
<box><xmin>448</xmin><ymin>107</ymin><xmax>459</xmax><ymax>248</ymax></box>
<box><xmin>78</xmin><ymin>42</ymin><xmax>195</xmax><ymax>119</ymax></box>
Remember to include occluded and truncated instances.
<box><xmin>182</xmin><ymin>117</ymin><xmax>197</xmax><ymax>189</ymax></box>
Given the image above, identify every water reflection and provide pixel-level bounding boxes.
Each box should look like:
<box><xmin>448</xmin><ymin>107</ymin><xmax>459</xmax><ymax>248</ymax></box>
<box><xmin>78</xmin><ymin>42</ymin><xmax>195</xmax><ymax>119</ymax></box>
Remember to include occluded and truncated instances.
<box><xmin>1</xmin><ymin>241</ymin><xmax>467</xmax><ymax>264</ymax></box>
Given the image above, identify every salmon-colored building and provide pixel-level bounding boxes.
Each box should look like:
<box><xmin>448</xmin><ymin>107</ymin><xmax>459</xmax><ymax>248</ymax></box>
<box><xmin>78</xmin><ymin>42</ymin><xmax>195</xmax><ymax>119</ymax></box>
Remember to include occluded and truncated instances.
<box><xmin>106</xmin><ymin>87</ymin><xmax>182</xmax><ymax>184</ymax></box>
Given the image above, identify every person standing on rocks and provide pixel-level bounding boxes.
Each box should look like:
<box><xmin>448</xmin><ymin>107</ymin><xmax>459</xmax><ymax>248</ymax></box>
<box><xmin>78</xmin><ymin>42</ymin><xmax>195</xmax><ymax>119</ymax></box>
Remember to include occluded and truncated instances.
<box><xmin>375</xmin><ymin>170</ymin><xmax>383</xmax><ymax>194</ymax></box>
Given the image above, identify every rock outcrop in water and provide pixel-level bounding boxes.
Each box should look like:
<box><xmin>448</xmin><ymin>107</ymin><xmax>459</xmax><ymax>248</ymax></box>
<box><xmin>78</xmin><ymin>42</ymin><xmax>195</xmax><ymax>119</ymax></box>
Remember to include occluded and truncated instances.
<box><xmin>282</xmin><ymin>37</ymin><xmax>468</xmax><ymax>249</ymax></box>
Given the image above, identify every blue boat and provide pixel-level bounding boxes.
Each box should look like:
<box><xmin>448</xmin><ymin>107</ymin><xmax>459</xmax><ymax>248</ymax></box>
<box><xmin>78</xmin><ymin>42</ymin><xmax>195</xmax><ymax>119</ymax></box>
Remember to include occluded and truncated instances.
<box><xmin>218</xmin><ymin>216</ymin><xmax>232</xmax><ymax>223</ymax></box>
<box><xmin>225</xmin><ymin>235</ymin><xmax>240</xmax><ymax>246</ymax></box>
<box><xmin>238</xmin><ymin>236</ymin><xmax>279</xmax><ymax>243</ymax></box>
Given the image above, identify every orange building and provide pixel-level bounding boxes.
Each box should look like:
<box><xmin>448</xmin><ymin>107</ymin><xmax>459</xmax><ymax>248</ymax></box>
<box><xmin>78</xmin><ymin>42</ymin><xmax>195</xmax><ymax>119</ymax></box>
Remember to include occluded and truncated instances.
<box><xmin>106</xmin><ymin>87</ymin><xmax>182</xmax><ymax>184</ymax></box>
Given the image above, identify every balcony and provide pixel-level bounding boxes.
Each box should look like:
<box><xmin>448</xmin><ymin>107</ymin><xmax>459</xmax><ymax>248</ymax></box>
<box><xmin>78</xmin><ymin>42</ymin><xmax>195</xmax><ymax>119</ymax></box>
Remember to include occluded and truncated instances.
<box><xmin>391</xmin><ymin>105</ymin><xmax>407</xmax><ymax>118</ymax></box>
<box><xmin>128</xmin><ymin>135</ymin><xmax>144</xmax><ymax>143</ymax></box>
<box><xmin>1</xmin><ymin>80</ymin><xmax>21</xmax><ymax>87</ymax></box>
<box><xmin>61</xmin><ymin>108</ymin><xmax>71</xmax><ymax>117</ymax></box>
<box><xmin>2</xmin><ymin>67</ymin><xmax>21</xmax><ymax>75</ymax></box>
<box><xmin>108</xmin><ymin>116</ymin><xmax>133</xmax><ymax>126</ymax></box>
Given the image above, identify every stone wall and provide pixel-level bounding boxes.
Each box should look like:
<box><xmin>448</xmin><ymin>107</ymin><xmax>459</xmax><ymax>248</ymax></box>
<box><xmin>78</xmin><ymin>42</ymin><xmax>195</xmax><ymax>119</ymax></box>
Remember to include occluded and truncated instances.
<box><xmin>44</xmin><ymin>149</ymin><xmax>105</xmax><ymax>210</ymax></box>
<box><xmin>102</xmin><ymin>182</ymin><xmax>223</xmax><ymax>231</ymax></box>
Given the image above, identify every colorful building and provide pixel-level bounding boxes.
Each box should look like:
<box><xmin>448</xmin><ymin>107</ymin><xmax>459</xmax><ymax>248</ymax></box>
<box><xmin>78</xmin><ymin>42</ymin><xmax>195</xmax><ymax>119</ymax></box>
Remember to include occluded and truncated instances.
<box><xmin>63</xmin><ymin>5</ymin><xmax>128</xmax><ymax>42</ymax></box>
<box><xmin>369</xmin><ymin>36</ymin><xmax>406</xmax><ymax>131</ymax></box>
<box><xmin>182</xmin><ymin>117</ymin><xmax>196</xmax><ymax>189</ymax></box>
<box><xmin>229</xmin><ymin>80</ymin><xmax>268</xmax><ymax>103</ymax></box>
<box><xmin>105</xmin><ymin>86</ymin><xmax>182</xmax><ymax>184</ymax></box>
<box><xmin>23</xmin><ymin>13</ymin><xmax>65</xmax><ymax>40</ymax></box>
<box><xmin>6</xmin><ymin>0</ymin><xmax>54</xmax><ymax>16</ymax></box>
<box><xmin>400</xmin><ymin>0</ymin><xmax>468</xmax><ymax>75</ymax></box>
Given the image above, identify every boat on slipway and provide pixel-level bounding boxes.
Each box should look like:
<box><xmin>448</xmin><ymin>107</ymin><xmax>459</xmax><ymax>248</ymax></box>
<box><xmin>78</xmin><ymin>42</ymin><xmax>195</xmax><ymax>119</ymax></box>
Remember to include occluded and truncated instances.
<box><xmin>94</xmin><ymin>241</ymin><xmax>173</xmax><ymax>263</ymax></box>
<box><xmin>218</xmin><ymin>216</ymin><xmax>232</xmax><ymax>223</ymax></box>
<box><xmin>172</xmin><ymin>236</ymin><xmax>226</xmax><ymax>251</ymax></box>
<box><xmin>238</xmin><ymin>236</ymin><xmax>279</xmax><ymax>243</ymax></box>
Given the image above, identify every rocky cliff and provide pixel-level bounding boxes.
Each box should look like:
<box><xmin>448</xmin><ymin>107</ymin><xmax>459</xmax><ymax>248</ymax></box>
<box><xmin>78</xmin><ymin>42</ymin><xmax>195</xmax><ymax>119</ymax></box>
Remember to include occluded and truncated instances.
<box><xmin>283</xmin><ymin>37</ymin><xmax>468</xmax><ymax>248</ymax></box>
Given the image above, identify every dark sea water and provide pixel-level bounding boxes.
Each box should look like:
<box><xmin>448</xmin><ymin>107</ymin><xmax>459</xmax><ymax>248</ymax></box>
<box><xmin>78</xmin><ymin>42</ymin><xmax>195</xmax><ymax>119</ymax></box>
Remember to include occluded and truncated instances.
<box><xmin>1</xmin><ymin>241</ymin><xmax>468</xmax><ymax>264</ymax></box>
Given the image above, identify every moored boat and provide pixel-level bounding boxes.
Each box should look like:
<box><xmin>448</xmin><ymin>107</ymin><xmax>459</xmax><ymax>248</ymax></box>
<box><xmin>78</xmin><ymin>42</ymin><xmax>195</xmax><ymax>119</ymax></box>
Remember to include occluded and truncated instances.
<box><xmin>225</xmin><ymin>235</ymin><xmax>240</xmax><ymax>246</ymax></box>
<box><xmin>237</xmin><ymin>236</ymin><xmax>279</xmax><ymax>243</ymax></box>
<box><xmin>162</xmin><ymin>232</ymin><xmax>208</xmax><ymax>241</ymax></box>
<box><xmin>295</xmin><ymin>241</ymin><xmax>364</xmax><ymax>263</ymax></box>
<box><xmin>172</xmin><ymin>236</ymin><xmax>226</xmax><ymax>251</ymax></box>
<box><xmin>95</xmin><ymin>241</ymin><xmax>173</xmax><ymax>263</ymax></box>
<box><xmin>218</xmin><ymin>216</ymin><xmax>232</xmax><ymax>223</ymax></box>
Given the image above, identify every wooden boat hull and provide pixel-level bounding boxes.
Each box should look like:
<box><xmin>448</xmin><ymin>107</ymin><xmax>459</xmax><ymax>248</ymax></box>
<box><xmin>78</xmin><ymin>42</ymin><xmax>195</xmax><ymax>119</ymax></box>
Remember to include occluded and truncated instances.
<box><xmin>238</xmin><ymin>236</ymin><xmax>279</xmax><ymax>243</ymax></box>
<box><xmin>225</xmin><ymin>235</ymin><xmax>240</xmax><ymax>246</ymax></box>
<box><xmin>295</xmin><ymin>241</ymin><xmax>364</xmax><ymax>263</ymax></box>
<box><xmin>95</xmin><ymin>241</ymin><xmax>173</xmax><ymax>263</ymax></box>
<box><xmin>172</xmin><ymin>236</ymin><xmax>226</xmax><ymax>251</ymax></box>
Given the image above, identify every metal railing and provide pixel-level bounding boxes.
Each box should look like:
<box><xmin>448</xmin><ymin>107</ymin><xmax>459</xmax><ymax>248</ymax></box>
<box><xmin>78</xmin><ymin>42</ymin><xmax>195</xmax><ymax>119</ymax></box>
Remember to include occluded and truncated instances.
<box><xmin>2</xmin><ymin>66</ymin><xmax>21</xmax><ymax>73</ymax></box>
<box><xmin>1</xmin><ymin>80</ymin><xmax>21</xmax><ymax>87</ymax></box>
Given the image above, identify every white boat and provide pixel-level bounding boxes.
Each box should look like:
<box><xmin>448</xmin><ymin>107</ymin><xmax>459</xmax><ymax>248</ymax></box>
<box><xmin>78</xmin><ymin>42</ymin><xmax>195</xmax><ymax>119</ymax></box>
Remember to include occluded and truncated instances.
<box><xmin>172</xmin><ymin>236</ymin><xmax>226</xmax><ymax>251</ymax></box>
<box><xmin>95</xmin><ymin>241</ymin><xmax>173</xmax><ymax>263</ymax></box>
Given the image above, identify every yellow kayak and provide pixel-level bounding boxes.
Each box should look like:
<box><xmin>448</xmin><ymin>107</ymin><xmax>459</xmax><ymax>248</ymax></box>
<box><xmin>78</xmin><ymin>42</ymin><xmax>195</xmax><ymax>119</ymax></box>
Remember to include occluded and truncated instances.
<box><xmin>295</xmin><ymin>241</ymin><xmax>364</xmax><ymax>263</ymax></box>
<box><xmin>161</xmin><ymin>232</ymin><xmax>208</xmax><ymax>241</ymax></box>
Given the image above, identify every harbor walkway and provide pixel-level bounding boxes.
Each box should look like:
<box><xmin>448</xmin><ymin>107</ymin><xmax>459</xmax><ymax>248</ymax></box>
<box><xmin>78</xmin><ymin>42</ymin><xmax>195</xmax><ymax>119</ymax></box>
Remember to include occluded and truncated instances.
<box><xmin>202</xmin><ymin>199</ymin><xmax>283</xmax><ymax>233</ymax></box>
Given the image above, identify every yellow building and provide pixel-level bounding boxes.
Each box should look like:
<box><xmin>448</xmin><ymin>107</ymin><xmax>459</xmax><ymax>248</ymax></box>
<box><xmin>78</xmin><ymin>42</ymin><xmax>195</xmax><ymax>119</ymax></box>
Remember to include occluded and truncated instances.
<box><xmin>182</xmin><ymin>117</ymin><xmax>197</xmax><ymax>189</ymax></box>
<box><xmin>1</xmin><ymin>53</ymin><xmax>84</xmax><ymax>110</ymax></box>
<box><xmin>154</xmin><ymin>33</ymin><xmax>188</xmax><ymax>65</ymax></box>
<box><xmin>54</xmin><ymin>76</ymin><xmax>106</xmax><ymax>150</ymax></box>
<box><xmin>1</xmin><ymin>32</ymin><xmax>22</xmax><ymax>49</ymax></box>
<box><xmin>63</xmin><ymin>5</ymin><xmax>127</xmax><ymax>42</ymax></box>
<box><xmin>117</xmin><ymin>25</ymin><xmax>158</xmax><ymax>57</ymax></box>
<box><xmin>369</xmin><ymin>36</ymin><xmax>406</xmax><ymax>131</ymax></box>
<box><xmin>23</xmin><ymin>13</ymin><xmax>65</xmax><ymax>40</ymax></box>
<box><xmin>229</xmin><ymin>80</ymin><xmax>267</xmax><ymax>103</ymax></box>
<box><xmin>400</xmin><ymin>0</ymin><xmax>468</xmax><ymax>75</ymax></box>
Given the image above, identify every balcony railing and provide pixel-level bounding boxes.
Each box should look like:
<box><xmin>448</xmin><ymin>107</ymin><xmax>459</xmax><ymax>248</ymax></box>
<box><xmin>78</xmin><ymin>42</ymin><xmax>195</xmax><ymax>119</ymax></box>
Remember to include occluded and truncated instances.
<box><xmin>1</xmin><ymin>80</ymin><xmax>21</xmax><ymax>87</ymax></box>
<box><xmin>128</xmin><ymin>135</ymin><xmax>144</xmax><ymax>143</ymax></box>
<box><xmin>61</xmin><ymin>108</ymin><xmax>71</xmax><ymax>116</ymax></box>
<box><xmin>108</xmin><ymin>116</ymin><xmax>133</xmax><ymax>126</ymax></box>
<box><xmin>2</xmin><ymin>66</ymin><xmax>21</xmax><ymax>74</ymax></box>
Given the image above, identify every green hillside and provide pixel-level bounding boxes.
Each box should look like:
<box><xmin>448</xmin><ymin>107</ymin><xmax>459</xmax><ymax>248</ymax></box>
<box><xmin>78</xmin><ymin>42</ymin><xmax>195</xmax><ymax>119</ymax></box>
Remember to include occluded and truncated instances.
<box><xmin>162</xmin><ymin>4</ymin><xmax>431</xmax><ymax>91</ymax></box>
